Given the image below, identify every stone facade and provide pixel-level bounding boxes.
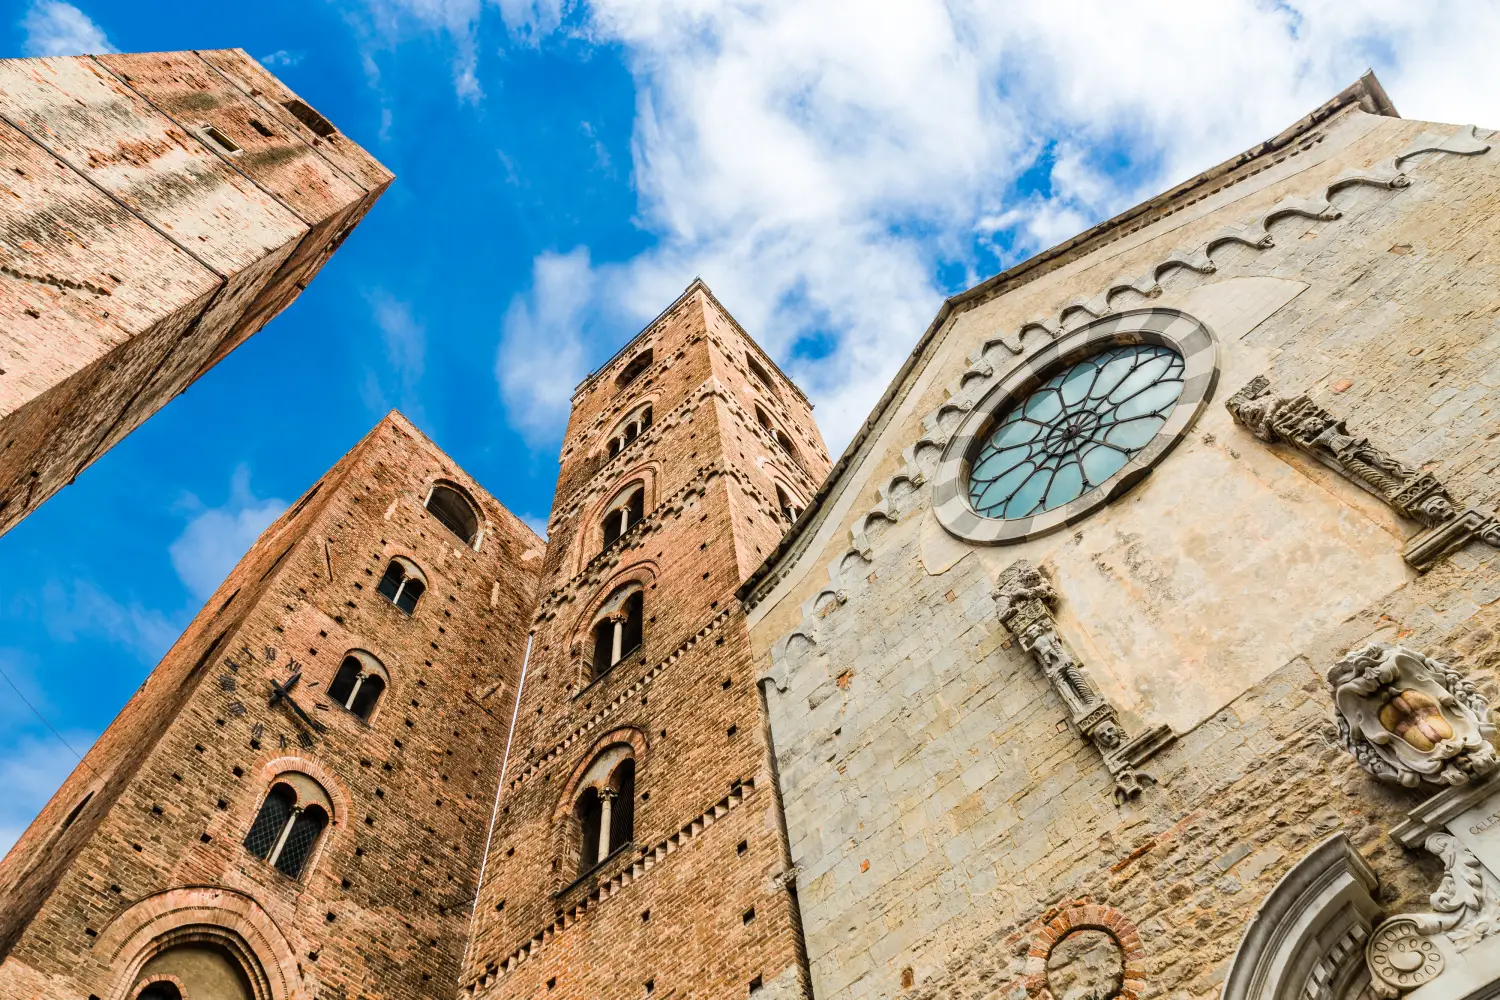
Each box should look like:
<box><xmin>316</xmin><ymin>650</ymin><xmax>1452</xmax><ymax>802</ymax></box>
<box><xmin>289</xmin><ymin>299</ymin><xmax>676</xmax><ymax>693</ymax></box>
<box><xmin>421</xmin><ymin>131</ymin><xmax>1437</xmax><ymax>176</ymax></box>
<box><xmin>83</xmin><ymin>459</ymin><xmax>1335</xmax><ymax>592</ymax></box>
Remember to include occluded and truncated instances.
<box><xmin>0</xmin><ymin>413</ymin><xmax>542</xmax><ymax>999</ymax></box>
<box><xmin>743</xmin><ymin>76</ymin><xmax>1500</xmax><ymax>1000</ymax></box>
<box><xmin>0</xmin><ymin>48</ymin><xmax>390</xmax><ymax>538</ymax></box>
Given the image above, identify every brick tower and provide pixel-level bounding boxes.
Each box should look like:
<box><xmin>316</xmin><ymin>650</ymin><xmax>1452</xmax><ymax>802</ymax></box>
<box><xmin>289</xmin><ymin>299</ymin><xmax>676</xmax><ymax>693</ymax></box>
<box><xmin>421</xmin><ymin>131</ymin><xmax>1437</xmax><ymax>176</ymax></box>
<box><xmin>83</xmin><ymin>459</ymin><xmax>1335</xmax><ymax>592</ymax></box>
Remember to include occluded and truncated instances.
<box><xmin>461</xmin><ymin>281</ymin><xmax>830</xmax><ymax>999</ymax></box>
<box><xmin>0</xmin><ymin>49</ymin><xmax>391</xmax><ymax>538</ymax></box>
<box><xmin>0</xmin><ymin>412</ymin><xmax>541</xmax><ymax>1000</ymax></box>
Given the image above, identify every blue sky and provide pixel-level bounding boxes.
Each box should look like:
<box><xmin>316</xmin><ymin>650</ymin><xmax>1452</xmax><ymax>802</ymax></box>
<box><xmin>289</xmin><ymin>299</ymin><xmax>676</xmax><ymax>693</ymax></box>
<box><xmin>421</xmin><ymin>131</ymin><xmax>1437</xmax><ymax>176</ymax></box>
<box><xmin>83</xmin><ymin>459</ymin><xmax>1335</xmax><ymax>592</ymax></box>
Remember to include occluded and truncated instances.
<box><xmin>4</xmin><ymin>0</ymin><xmax>1499</xmax><ymax>852</ymax></box>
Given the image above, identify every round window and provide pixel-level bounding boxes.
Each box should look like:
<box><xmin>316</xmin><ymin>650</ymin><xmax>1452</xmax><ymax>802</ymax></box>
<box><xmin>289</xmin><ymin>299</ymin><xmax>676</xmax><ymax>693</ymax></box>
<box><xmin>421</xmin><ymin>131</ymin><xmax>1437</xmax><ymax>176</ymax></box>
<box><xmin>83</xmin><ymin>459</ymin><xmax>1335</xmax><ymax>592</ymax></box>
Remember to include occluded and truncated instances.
<box><xmin>967</xmin><ymin>345</ymin><xmax>1185</xmax><ymax>519</ymax></box>
<box><xmin>931</xmin><ymin>309</ymin><xmax>1218</xmax><ymax>545</ymax></box>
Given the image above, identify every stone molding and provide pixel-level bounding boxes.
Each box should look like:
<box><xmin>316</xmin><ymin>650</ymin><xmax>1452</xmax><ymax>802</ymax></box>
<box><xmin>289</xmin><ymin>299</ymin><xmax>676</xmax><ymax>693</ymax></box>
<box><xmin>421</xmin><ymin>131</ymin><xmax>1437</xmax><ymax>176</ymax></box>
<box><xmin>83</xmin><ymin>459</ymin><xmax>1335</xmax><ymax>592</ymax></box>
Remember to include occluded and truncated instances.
<box><xmin>1226</xmin><ymin>376</ymin><xmax>1500</xmax><ymax>571</ymax></box>
<box><xmin>993</xmin><ymin>559</ymin><xmax>1174</xmax><ymax>802</ymax></box>
<box><xmin>1223</xmin><ymin>833</ymin><xmax>1381</xmax><ymax>1000</ymax></box>
<box><xmin>1024</xmin><ymin>902</ymin><xmax>1145</xmax><ymax>1000</ymax></box>
<box><xmin>465</xmin><ymin>776</ymin><xmax>760</xmax><ymax>994</ymax></box>
<box><xmin>932</xmin><ymin>308</ymin><xmax>1219</xmax><ymax>544</ymax></box>
<box><xmin>744</xmin><ymin>123</ymin><xmax>1492</xmax><ymax>624</ymax></box>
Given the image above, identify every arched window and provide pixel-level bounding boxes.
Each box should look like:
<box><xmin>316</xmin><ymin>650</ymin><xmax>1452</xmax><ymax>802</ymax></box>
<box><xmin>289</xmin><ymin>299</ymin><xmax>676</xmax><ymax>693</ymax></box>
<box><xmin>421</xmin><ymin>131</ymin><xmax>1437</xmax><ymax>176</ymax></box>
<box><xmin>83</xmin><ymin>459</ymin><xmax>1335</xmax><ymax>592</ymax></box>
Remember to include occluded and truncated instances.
<box><xmin>590</xmin><ymin>584</ymin><xmax>644</xmax><ymax>678</ymax></box>
<box><xmin>607</xmin><ymin>403</ymin><xmax>654</xmax><ymax>458</ymax></box>
<box><xmin>776</xmin><ymin>484</ymin><xmax>803</xmax><ymax>524</ymax></box>
<box><xmin>616</xmin><ymin>349</ymin><xmax>653</xmax><ymax>390</ymax></box>
<box><xmin>775</xmin><ymin>429</ymin><xmax>798</xmax><ymax>460</ymax></box>
<box><xmin>377</xmin><ymin>557</ymin><xmax>426</xmax><ymax>615</ymax></box>
<box><xmin>326</xmin><ymin>651</ymin><xmax>389</xmax><ymax>721</ymax></box>
<box><xmin>601</xmin><ymin>484</ymin><xmax>646</xmax><ymax>550</ymax></box>
<box><xmin>747</xmin><ymin>354</ymin><xmax>776</xmax><ymax>393</ymax></box>
<box><xmin>570</xmin><ymin>749</ymin><xmax>636</xmax><ymax>876</ymax></box>
<box><xmin>755</xmin><ymin>405</ymin><xmax>774</xmax><ymax>433</ymax></box>
<box><xmin>60</xmin><ymin>791</ymin><xmax>93</xmax><ymax>831</ymax></box>
<box><xmin>243</xmin><ymin>774</ymin><xmax>332</xmax><ymax>880</ymax></box>
<box><xmin>426</xmin><ymin>482</ymin><xmax>479</xmax><ymax>546</ymax></box>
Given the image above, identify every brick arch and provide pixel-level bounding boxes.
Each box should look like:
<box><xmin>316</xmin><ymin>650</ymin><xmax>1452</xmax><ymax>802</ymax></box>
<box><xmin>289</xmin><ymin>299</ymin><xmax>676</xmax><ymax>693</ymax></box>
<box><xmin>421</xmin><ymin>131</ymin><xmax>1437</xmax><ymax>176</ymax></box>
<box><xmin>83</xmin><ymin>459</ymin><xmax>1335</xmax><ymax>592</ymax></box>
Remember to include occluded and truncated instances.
<box><xmin>565</xmin><ymin>559</ymin><xmax>661</xmax><ymax>657</ymax></box>
<box><xmin>91</xmin><ymin>886</ymin><xmax>304</xmax><ymax>1000</ymax></box>
<box><xmin>598</xmin><ymin>394</ymin><xmax>661</xmax><ymax>457</ymax></box>
<box><xmin>1024</xmin><ymin>902</ymin><xmax>1145</xmax><ymax>1000</ymax></box>
<box><xmin>551</xmin><ymin>727</ymin><xmax>649</xmax><ymax>820</ymax></box>
<box><xmin>420</xmin><ymin>475</ymin><xmax>486</xmax><ymax>550</ymax></box>
<box><xmin>321</xmin><ymin>644</ymin><xmax>403</xmax><ymax>726</ymax></box>
<box><xmin>131</xmin><ymin>973</ymin><xmax>188</xmax><ymax>999</ymax></box>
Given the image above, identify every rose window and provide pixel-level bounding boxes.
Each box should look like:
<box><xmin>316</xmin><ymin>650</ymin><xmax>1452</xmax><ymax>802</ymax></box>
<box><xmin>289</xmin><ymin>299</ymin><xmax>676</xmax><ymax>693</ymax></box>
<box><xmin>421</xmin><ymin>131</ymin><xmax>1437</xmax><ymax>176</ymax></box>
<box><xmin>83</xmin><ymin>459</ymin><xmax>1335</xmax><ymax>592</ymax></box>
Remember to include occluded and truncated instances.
<box><xmin>967</xmin><ymin>344</ymin><xmax>1186</xmax><ymax>519</ymax></box>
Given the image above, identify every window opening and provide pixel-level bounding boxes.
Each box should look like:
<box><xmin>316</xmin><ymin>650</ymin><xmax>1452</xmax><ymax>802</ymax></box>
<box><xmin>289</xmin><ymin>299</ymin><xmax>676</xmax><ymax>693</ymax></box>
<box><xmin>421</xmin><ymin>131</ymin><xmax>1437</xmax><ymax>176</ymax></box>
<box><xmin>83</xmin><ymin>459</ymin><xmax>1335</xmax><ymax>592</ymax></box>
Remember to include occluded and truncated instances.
<box><xmin>199</xmin><ymin>123</ymin><xmax>241</xmax><ymax>154</ymax></box>
<box><xmin>775</xmin><ymin>429</ymin><xmax>798</xmax><ymax>460</ymax></box>
<box><xmin>573</xmin><ymin>757</ymin><xmax>635</xmax><ymax>876</ymax></box>
<box><xmin>138</xmin><ymin>981</ymin><xmax>183</xmax><ymax>1000</ymax></box>
<box><xmin>328</xmin><ymin>654</ymin><xmax>387</xmax><ymax>721</ymax></box>
<box><xmin>616</xmin><ymin>349</ymin><xmax>653</xmax><ymax>390</ymax></box>
<box><xmin>60</xmin><ymin>791</ymin><xmax>93</xmax><ymax>831</ymax></box>
<box><xmin>591</xmin><ymin>587</ymin><xmax>644</xmax><ymax>678</ymax></box>
<box><xmin>755</xmin><ymin>405</ymin><xmax>774</xmax><ymax>433</ymax></box>
<box><xmin>377</xmin><ymin>559</ymin><xmax>426</xmax><ymax>615</ymax></box>
<box><xmin>282</xmin><ymin>98</ymin><xmax>337</xmax><ymax>137</ymax></box>
<box><xmin>776</xmin><ymin>485</ymin><xmax>802</xmax><ymax>524</ymax></box>
<box><xmin>601</xmin><ymin>486</ymin><xmax>645</xmax><ymax>550</ymax></box>
<box><xmin>747</xmin><ymin>354</ymin><xmax>776</xmax><ymax>392</ymax></box>
<box><xmin>244</xmin><ymin>779</ymin><xmax>331</xmax><ymax>880</ymax></box>
<box><xmin>426</xmin><ymin>483</ymin><xmax>479</xmax><ymax>545</ymax></box>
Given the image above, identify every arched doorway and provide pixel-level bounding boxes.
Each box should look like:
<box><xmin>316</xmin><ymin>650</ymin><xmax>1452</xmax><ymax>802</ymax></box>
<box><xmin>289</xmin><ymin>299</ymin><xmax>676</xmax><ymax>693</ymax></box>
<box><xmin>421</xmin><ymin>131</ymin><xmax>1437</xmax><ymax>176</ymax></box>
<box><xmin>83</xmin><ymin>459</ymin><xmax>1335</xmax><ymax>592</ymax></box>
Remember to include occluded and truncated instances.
<box><xmin>123</xmin><ymin>926</ymin><xmax>271</xmax><ymax>1000</ymax></box>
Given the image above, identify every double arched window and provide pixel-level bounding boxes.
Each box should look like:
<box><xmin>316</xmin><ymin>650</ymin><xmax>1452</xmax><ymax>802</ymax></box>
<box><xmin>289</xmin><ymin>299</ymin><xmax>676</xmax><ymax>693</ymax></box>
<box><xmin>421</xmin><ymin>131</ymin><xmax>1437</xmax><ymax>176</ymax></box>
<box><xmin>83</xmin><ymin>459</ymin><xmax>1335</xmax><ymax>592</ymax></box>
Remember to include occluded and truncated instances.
<box><xmin>570</xmin><ymin>747</ymin><xmax>636</xmax><ymax>876</ymax></box>
<box><xmin>243</xmin><ymin>773</ymin><xmax>331</xmax><ymax>880</ymax></box>
<box><xmin>776</xmin><ymin>484</ymin><xmax>803</xmax><ymax>524</ymax></box>
<box><xmin>377</xmin><ymin>557</ymin><xmax>426</xmax><ymax>615</ymax></box>
<box><xmin>426</xmin><ymin>482</ymin><xmax>480</xmax><ymax>547</ymax></box>
<box><xmin>327</xmin><ymin>651</ymin><xmax>388</xmax><ymax>721</ymax></box>
<box><xmin>590</xmin><ymin>583</ymin><xmax>644</xmax><ymax>679</ymax></box>
<box><xmin>755</xmin><ymin>405</ymin><xmax>801</xmax><ymax>463</ymax></box>
<box><xmin>607</xmin><ymin>404</ymin><xmax>653</xmax><ymax>458</ymax></box>
<box><xmin>747</xmin><ymin>353</ymin><xmax>776</xmax><ymax>393</ymax></box>
<box><xmin>601</xmin><ymin>483</ymin><xmax>646</xmax><ymax>550</ymax></box>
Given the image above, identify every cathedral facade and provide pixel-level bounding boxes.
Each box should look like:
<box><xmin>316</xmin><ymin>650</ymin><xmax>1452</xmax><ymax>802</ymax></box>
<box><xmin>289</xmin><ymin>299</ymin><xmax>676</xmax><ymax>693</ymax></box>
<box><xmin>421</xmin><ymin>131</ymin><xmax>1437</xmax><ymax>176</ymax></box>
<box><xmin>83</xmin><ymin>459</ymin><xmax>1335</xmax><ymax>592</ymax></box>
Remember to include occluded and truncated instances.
<box><xmin>5</xmin><ymin>54</ymin><xmax>1500</xmax><ymax>1000</ymax></box>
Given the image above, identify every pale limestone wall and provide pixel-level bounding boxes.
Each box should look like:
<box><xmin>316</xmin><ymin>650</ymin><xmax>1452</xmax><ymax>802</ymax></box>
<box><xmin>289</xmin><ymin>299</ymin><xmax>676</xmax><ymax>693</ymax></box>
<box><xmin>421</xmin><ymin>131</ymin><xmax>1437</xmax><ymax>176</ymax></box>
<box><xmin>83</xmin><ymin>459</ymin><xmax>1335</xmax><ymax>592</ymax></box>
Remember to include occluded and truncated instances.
<box><xmin>748</xmin><ymin>103</ymin><xmax>1500</xmax><ymax>1000</ymax></box>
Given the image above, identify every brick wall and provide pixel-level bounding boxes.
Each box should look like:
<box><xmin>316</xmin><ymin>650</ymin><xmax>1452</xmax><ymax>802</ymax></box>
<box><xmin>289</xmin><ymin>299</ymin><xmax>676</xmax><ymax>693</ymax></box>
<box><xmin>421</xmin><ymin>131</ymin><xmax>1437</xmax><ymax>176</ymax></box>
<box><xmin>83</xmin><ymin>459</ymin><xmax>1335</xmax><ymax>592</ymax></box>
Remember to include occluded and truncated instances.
<box><xmin>0</xmin><ymin>49</ymin><xmax>391</xmax><ymax>539</ymax></box>
<box><xmin>0</xmin><ymin>412</ymin><xmax>540</xmax><ymax>1000</ymax></box>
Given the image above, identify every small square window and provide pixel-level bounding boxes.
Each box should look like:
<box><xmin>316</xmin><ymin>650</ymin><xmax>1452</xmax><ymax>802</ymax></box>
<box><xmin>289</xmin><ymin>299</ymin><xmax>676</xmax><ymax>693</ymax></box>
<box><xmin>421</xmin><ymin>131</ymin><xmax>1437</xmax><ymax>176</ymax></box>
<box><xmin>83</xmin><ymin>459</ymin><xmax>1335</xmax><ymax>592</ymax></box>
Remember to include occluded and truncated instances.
<box><xmin>742</xmin><ymin>907</ymin><xmax>756</xmax><ymax>924</ymax></box>
<box><xmin>749</xmin><ymin>976</ymin><xmax>764</xmax><ymax>994</ymax></box>
<box><xmin>641</xmin><ymin>909</ymin><xmax>651</xmax><ymax>922</ymax></box>
<box><xmin>737</xmin><ymin>840</ymin><xmax>748</xmax><ymax>856</ymax></box>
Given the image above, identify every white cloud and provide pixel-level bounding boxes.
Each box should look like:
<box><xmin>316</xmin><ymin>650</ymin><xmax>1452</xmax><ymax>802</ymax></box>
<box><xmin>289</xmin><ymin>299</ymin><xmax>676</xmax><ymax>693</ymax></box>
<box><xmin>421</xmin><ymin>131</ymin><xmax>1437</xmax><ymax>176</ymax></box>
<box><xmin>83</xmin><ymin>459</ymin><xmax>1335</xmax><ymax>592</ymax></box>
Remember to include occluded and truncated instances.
<box><xmin>365</xmin><ymin>289</ymin><xmax>427</xmax><ymax>419</ymax></box>
<box><xmin>368</xmin><ymin>0</ymin><xmax>1500</xmax><ymax>451</ymax></box>
<box><xmin>40</xmin><ymin>580</ymin><xmax>179</xmax><ymax>661</ymax></box>
<box><xmin>519</xmin><ymin>512</ymin><xmax>550</xmax><ymax>538</ymax></box>
<box><xmin>169</xmin><ymin>466</ymin><xmax>287</xmax><ymax>603</ymax></box>
<box><xmin>495</xmin><ymin>247</ymin><xmax>593</xmax><ymax>446</ymax></box>
<box><xmin>259</xmin><ymin>49</ymin><xmax>305</xmax><ymax>68</ymax></box>
<box><xmin>20</xmin><ymin>1</ymin><xmax>115</xmax><ymax>57</ymax></box>
<box><xmin>0</xmin><ymin>730</ymin><xmax>95</xmax><ymax>857</ymax></box>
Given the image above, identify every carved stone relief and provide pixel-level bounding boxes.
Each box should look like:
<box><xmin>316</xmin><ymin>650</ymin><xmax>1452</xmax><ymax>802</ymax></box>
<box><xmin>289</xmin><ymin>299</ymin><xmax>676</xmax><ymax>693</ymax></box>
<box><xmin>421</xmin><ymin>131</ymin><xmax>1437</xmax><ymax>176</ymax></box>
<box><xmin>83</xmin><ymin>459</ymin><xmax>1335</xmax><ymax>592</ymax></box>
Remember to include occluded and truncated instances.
<box><xmin>1328</xmin><ymin>642</ymin><xmax>1498</xmax><ymax>789</ymax></box>
<box><xmin>994</xmin><ymin>560</ymin><xmax>1173</xmax><ymax>802</ymax></box>
<box><xmin>1226</xmin><ymin>376</ymin><xmax>1500</xmax><ymax>571</ymax></box>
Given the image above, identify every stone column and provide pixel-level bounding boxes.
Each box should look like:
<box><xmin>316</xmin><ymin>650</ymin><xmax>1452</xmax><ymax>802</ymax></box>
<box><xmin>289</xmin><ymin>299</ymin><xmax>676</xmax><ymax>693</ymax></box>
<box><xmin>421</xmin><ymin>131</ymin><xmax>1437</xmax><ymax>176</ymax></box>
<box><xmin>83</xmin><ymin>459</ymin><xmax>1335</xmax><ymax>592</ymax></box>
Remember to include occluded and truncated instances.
<box><xmin>597</xmin><ymin>790</ymin><xmax>615</xmax><ymax>863</ymax></box>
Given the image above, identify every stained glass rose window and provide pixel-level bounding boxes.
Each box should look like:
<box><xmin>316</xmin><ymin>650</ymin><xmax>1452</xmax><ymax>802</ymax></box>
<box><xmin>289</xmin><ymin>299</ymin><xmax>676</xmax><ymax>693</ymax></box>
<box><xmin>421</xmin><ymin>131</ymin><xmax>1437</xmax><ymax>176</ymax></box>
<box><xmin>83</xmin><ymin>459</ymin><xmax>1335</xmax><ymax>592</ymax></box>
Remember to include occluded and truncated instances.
<box><xmin>966</xmin><ymin>345</ymin><xmax>1186</xmax><ymax>519</ymax></box>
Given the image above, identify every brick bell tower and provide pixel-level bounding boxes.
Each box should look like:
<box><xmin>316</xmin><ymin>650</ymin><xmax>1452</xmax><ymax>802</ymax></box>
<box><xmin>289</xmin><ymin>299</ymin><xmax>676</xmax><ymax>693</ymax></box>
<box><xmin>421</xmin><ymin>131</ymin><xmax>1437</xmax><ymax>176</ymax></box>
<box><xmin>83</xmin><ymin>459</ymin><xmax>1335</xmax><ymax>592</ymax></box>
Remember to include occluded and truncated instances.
<box><xmin>0</xmin><ymin>412</ymin><xmax>542</xmax><ymax>1000</ymax></box>
<box><xmin>462</xmin><ymin>281</ymin><xmax>830</xmax><ymax>999</ymax></box>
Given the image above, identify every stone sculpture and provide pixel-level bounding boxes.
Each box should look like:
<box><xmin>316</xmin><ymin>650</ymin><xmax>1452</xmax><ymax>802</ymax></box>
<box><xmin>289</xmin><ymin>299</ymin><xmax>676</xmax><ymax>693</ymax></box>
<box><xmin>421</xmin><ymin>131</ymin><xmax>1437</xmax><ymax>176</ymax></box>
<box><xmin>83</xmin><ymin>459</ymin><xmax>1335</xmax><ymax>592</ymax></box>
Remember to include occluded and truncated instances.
<box><xmin>1328</xmin><ymin>642</ymin><xmax>1497</xmax><ymax>789</ymax></box>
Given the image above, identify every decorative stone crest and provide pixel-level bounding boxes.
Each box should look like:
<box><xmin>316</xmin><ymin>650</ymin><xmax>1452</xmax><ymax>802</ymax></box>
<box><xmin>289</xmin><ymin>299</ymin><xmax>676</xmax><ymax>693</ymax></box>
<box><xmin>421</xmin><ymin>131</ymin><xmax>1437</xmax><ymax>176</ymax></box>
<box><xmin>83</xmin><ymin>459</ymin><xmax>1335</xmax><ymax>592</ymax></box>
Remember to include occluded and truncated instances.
<box><xmin>994</xmin><ymin>560</ymin><xmax>1173</xmax><ymax>803</ymax></box>
<box><xmin>1226</xmin><ymin>376</ymin><xmax>1500</xmax><ymax>570</ymax></box>
<box><xmin>1328</xmin><ymin>642</ymin><xmax>1497</xmax><ymax>789</ymax></box>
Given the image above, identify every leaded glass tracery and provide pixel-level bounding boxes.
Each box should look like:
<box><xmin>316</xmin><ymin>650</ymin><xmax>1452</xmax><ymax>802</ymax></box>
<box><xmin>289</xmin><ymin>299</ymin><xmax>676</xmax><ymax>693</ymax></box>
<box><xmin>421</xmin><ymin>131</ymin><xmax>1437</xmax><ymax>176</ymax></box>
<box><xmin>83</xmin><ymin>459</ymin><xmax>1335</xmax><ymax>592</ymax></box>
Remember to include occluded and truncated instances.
<box><xmin>967</xmin><ymin>344</ymin><xmax>1185</xmax><ymax>520</ymax></box>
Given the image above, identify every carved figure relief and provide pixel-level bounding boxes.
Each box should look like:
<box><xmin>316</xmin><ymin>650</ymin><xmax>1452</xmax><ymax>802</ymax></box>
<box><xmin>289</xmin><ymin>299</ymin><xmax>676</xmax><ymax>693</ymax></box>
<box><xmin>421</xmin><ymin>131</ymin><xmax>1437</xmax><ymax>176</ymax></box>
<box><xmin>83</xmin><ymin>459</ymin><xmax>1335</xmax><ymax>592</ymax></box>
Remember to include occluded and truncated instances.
<box><xmin>994</xmin><ymin>559</ymin><xmax>1173</xmax><ymax>802</ymax></box>
<box><xmin>1328</xmin><ymin>642</ymin><xmax>1497</xmax><ymax>789</ymax></box>
<box><xmin>1226</xmin><ymin>376</ymin><xmax>1500</xmax><ymax>570</ymax></box>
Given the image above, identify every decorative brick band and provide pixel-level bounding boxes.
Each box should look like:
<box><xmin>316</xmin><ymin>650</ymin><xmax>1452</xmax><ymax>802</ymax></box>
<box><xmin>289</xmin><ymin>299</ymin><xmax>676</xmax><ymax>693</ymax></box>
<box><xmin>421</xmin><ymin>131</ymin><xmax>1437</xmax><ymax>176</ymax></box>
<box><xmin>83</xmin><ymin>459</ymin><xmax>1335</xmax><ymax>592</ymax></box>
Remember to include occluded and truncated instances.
<box><xmin>465</xmin><ymin>777</ymin><xmax>759</xmax><ymax>994</ymax></box>
<box><xmin>132</xmin><ymin>973</ymin><xmax>189</xmax><ymax>999</ymax></box>
<box><xmin>1024</xmin><ymin>902</ymin><xmax>1145</xmax><ymax>1000</ymax></box>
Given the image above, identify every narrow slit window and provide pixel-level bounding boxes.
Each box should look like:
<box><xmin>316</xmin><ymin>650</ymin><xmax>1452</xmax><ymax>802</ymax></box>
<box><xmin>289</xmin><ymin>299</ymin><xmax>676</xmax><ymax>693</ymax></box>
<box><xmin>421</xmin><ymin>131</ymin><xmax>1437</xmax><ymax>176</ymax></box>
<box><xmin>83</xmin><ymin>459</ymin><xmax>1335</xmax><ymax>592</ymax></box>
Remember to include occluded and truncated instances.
<box><xmin>199</xmin><ymin>123</ymin><xmax>242</xmax><ymax>154</ymax></box>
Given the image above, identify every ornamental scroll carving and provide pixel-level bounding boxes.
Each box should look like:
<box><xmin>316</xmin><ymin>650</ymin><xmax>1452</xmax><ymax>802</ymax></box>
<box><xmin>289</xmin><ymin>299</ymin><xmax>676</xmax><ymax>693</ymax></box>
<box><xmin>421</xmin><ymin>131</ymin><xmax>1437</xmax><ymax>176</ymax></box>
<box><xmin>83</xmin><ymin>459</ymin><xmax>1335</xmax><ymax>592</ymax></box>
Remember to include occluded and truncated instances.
<box><xmin>1225</xmin><ymin>376</ymin><xmax>1500</xmax><ymax>570</ymax></box>
<box><xmin>1328</xmin><ymin>642</ymin><xmax>1498</xmax><ymax>789</ymax></box>
<box><xmin>994</xmin><ymin>560</ymin><xmax>1173</xmax><ymax>803</ymax></box>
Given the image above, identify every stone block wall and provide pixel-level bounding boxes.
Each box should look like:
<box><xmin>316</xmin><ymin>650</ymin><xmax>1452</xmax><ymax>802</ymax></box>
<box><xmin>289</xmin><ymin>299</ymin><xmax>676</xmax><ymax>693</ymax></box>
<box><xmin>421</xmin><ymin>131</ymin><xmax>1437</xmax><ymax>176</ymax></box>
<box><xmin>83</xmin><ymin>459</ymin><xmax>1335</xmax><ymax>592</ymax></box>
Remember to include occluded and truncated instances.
<box><xmin>747</xmin><ymin>96</ymin><xmax>1500</xmax><ymax>1000</ymax></box>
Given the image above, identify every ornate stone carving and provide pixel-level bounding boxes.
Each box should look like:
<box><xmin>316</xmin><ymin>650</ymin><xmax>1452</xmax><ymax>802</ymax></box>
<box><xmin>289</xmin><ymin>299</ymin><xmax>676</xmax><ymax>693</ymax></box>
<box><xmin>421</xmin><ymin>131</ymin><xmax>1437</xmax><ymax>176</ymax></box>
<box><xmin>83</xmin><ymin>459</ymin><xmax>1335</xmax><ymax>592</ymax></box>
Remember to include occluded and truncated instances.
<box><xmin>1226</xmin><ymin>376</ymin><xmax>1500</xmax><ymax>570</ymax></box>
<box><xmin>1329</xmin><ymin>642</ymin><xmax>1497</xmax><ymax>788</ymax></box>
<box><xmin>994</xmin><ymin>560</ymin><xmax>1173</xmax><ymax>803</ymax></box>
<box><xmin>1367</xmin><ymin>831</ymin><xmax>1500</xmax><ymax>998</ymax></box>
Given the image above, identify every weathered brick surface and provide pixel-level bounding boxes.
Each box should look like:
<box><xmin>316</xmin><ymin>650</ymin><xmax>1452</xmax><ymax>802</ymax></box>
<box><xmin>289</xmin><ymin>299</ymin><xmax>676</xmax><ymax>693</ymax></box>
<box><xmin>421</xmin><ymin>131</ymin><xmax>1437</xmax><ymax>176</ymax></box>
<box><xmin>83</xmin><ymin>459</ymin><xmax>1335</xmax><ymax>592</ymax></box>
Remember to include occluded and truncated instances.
<box><xmin>462</xmin><ymin>285</ymin><xmax>827</xmax><ymax>1000</ymax></box>
<box><xmin>0</xmin><ymin>49</ymin><xmax>391</xmax><ymax>538</ymax></box>
<box><xmin>747</xmin><ymin>96</ymin><xmax>1500</xmax><ymax>1000</ymax></box>
<box><xmin>0</xmin><ymin>413</ymin><xmax>541</xmax><ymax>1000</ymax></box>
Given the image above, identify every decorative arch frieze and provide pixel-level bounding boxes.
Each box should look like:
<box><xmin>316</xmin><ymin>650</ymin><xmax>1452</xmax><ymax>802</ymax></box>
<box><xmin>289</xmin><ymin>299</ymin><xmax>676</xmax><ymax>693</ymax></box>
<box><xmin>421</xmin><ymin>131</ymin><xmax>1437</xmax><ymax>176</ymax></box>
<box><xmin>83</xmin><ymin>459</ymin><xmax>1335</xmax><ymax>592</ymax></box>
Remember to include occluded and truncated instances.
<box><xmin>755</xmin><ymin>122</ymin><xmax>1494</xmax><ymax>705</ymax></box>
